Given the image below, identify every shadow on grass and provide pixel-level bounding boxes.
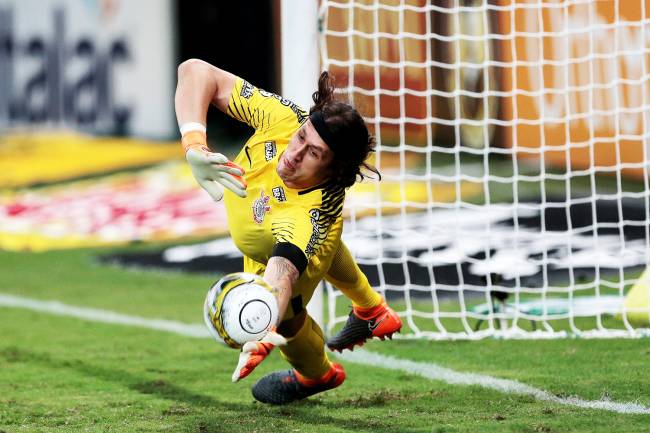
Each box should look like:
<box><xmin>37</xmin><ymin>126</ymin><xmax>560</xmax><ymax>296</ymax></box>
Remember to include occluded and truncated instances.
<box><xmin>0</xmin><ymin>346</ymin><xmax>422</xmax><ymax>433</ymax></box>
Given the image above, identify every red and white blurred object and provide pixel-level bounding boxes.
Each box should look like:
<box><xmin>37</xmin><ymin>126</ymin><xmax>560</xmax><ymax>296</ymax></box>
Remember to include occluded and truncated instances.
<box><xmin>0</xmin><ymin>162</ymin><xmax>228</xmax><ymax>251</ymax></box>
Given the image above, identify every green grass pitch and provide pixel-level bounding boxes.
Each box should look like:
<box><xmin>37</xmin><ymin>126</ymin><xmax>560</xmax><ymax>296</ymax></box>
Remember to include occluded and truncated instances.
<box><xmin>1</xmin><ymin>247</ymin><xmax>649</xmax><ymax>433</ymax></box>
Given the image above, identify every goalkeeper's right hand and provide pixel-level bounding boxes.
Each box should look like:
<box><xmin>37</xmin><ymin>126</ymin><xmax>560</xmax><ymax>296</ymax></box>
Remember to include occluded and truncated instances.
<box><xmin>182</xmin><ymin>131</ymin><xmax>247</xmax><ymax>201</ymax></box>
<box><xmin>231</xmin><ymin>330</ymin><xmax>287</xmax><ymax>382</ymax></box>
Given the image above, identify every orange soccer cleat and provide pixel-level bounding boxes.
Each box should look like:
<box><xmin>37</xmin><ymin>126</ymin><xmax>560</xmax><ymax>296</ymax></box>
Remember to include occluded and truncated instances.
<box><xmin>251</xmin><ymin>363</ymin><xmax>346</xmax><ymax>405</ymax></box>
<box><xmin>326</xmin><ymin>300</ymin><xmax>402</xmax><ymax>352</ymax></box>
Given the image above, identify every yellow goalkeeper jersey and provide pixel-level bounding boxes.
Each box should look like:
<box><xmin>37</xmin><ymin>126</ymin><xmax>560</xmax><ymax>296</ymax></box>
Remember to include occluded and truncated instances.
<box><xmin>222</xmin><ymin>78</ymin><xmax>345</xmax><ymax>315</ymax></box>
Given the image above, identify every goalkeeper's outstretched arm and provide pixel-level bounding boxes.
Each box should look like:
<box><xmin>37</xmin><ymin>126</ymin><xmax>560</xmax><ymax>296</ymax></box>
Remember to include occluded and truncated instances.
<box><xmin>175</xmin><ymin>58</ymin><xmax>236</xmax><ymax>123</ymax></box>
<box><xmin>174</xmin><ymin>59</ymin><xmax>247</xmax><ymax>200</ymax></box>
<box><xmin>231</xmin><ymin>256</ymin><xmax>298</xmax><ymax>383</ymax></box>
<box><xmin>264</xmin><ymin>256</ymin><xmax>300</xmax><ymax>322</ymax></box>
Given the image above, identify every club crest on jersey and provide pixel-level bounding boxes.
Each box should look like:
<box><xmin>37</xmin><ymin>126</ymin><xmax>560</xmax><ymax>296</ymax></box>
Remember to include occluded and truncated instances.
<box><xmin>272</xmin><ymin>186</ymin><xmax>286</xmax><ymax>202</ymax></box>
<box><xmin>252</xmin><ymin>190</ymin><xmax>271</xmax><ymax>224</ymax></box>
<box><xmin>264</xmin><ymin>141</ymin><xmax>277</xmax><ymax>161</ymax></box>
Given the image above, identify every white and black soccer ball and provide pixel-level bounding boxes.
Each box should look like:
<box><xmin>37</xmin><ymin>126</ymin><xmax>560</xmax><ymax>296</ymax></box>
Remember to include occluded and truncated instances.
<box><xmin>203</xmin><ymin>272</ymin><xmax>279</xmax><ymax>349</ymax></box>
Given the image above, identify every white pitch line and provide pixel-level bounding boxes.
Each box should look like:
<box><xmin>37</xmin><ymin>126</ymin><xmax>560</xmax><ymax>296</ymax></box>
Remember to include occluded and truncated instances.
<box><xmin>1</xmin><ymin>293</ymin><xmax>648</xmax><ymax>415</ymax></box>
<box><xmin>0</xmin><ymin>293</ymin><xmax>209</xmax><ymax>339</ymax></box>
<box><xmin>336</xmin><ymin>350</ymin><xmax>650</xmax><ymax>415</ymax></box>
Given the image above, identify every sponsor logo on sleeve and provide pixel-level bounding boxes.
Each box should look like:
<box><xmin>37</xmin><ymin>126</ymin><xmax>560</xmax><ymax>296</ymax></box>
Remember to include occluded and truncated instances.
<box><xmin>272</xmin><ymin>186</ymin><xmax>286</xmax><ymax>202</ymax></box>
<box><xmin>257</xmin><ymin>90</ymin><xmax>307</xmax><ymax>124</ymax></box>
<box><xmin>240</xmin><ymin>81</ymin><xmax>254</xmax><ymax>99</ymax></box>
<box><xmin>264</xmin><ymin>141</ymin><xmax>277</xmax><ymax>161</ymax></box>
<box><xmin>305</xmin><ymin>209</ymin><xmax>321</xmax><ymax>256</ymax></box>
<box><xmin>289</xmin><ymin>103</ymin><xmax>307</xmax><ymax>124</ymax></box>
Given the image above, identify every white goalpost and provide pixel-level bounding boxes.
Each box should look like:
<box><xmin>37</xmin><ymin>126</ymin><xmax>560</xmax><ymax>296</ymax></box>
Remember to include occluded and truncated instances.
<box><xmin>311</xmin><ymin>0</ymin><xmax>650</xmax><ymax>339</ymax></box>
<box><xmin>280</xmin><ymin>0</ymin><xmax>325</xmax><ymax>327</ymax></box>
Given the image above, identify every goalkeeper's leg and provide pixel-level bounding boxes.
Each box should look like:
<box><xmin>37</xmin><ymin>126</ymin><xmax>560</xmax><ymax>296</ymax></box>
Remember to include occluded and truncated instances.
<box><xmin>325</xmin><ymin>241</ymin><xmax>402</xmax><ymax>352</ymax></box>
<box><xmin>251</xmin><ymin>312</ymin><xmax>346</xmax><ymax>405</ymax></box>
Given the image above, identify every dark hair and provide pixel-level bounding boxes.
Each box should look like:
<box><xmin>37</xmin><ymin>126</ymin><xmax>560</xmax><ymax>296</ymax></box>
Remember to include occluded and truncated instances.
<box><xmin>310</xmin><ymin>71</ymin><xmax>381</xmax><ymax>188</ymax></box>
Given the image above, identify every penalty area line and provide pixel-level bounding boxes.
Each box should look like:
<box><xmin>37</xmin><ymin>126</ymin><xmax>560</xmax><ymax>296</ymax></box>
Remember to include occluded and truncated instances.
<box><xmin>335</xmin><ymin>350</ymin><xmax>650</xmax><ymax>415</ymax></box>
<box><xmin>1</xmin><ymin>292</ymin><xmax>648</xmax><ymax>415</ymax></box>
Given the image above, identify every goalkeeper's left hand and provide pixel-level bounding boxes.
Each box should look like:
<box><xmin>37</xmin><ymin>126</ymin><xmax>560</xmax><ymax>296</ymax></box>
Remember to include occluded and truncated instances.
<box><xmin>231</xmin><ymin>330</ymin><xmax>287</xmax><ymax>382</ymax></box>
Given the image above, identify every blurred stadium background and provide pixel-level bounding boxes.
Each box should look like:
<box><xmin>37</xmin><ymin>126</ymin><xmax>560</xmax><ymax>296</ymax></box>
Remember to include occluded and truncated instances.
<box><xmin>2</xmin><ymin>0</ymin><xmax>649</xmax><ymax>337</ymax></box>
<box><xmin>1</xmin><ymin>0</ymin><xmax>650</xmax><ymax>431</ymax></box>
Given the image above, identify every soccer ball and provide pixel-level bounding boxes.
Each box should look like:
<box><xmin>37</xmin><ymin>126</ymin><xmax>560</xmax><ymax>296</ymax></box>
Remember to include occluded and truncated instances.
<box><xmin>203</xmin><ymin>272</ymin><xmax>279</xmax><ymax>349</ymax></box>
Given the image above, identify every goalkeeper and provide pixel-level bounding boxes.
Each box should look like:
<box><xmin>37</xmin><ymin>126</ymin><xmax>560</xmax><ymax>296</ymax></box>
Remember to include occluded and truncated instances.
<box><xmin>175</xmin><ymin>59</ymin><xmax>402</xmax><ymax>405</ymax></box>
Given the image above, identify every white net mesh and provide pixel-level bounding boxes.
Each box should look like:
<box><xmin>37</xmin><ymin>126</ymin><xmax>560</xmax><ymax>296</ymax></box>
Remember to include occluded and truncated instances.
<box><xmin>320</xmin><ymin>0</ymin><xmax>650</xmax><ymax>339</ymax></box>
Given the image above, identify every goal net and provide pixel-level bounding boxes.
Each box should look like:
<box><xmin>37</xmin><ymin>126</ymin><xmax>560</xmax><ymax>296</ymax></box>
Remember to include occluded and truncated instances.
<box><xmin>319</xmin><ymin>0</ymin><xmax>650</xmax><ymax>339</ymax></box>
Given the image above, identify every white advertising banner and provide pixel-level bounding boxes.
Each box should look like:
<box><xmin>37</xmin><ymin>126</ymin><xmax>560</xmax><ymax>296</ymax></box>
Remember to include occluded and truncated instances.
<box><xmin>0</xmin><ymin>0</ymin><xmax>176</xmax><ymax>139</ymax></box>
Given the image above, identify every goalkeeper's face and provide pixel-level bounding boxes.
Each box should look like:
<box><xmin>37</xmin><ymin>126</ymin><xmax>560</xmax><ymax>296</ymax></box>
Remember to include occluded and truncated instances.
<box><xmin>277</xmin><ymin>121</ymin><xmax>334</xmax><ymax>189</ymax></box>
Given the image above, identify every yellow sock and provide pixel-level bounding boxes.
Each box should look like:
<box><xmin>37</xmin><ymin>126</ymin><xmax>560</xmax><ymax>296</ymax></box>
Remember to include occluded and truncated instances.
<box><xmin>325</xmin><ymin>241</ymin><xmax>382</xmax><ymax>309</ymax></box>
<box><xmin>279</xmin><ymin>314</ymin><xmax>332</xmax><ymax>379</ymax></box>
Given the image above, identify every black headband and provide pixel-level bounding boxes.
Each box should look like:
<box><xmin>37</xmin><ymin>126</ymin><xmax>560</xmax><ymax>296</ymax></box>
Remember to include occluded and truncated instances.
<box><xmin>309</xmin><ymin>110</ymin><xmax>341</xmax><ymax>154</ymax></box>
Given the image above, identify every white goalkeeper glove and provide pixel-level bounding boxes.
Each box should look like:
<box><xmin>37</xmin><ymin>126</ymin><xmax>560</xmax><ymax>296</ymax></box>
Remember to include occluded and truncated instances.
<box><xmin>231</xmin><ymin>329</ymin><xmax>287</xmax><ymax>383</ymax></box>
<box><xmin>182</xmin><ymin>130</ymin><xmax>247</xmax><ymax>201</ymax></box>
